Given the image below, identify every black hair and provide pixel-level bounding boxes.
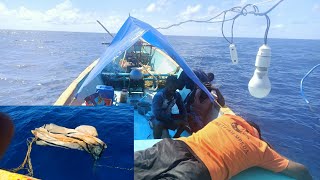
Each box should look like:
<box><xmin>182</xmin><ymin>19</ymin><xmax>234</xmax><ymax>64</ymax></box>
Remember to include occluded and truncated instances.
<box><xmin>166</xmin><ymin>75</ymin><xmax>178</xmax><ymax>87</ymax></box>
<box><xmin>194</xmin><ymin>70</ymin><xmax>209</xmax><ymax>83</ymax></box>
<box><xmin>207</xmin><ymin>72</ymin><xmax>214</xmax><ymax>81</ymax></box>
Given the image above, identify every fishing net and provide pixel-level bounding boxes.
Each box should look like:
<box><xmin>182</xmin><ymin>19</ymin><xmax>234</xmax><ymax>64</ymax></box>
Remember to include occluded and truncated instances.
<box><xmin>10</xmin><ymin>124</ymin><xmax>107</xmax><ymax>177</ymax></box>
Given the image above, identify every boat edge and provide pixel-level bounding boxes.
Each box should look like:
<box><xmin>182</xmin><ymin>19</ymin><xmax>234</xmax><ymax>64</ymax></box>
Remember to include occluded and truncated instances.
<box><xmin>54</xmin><ymin>59</ymin><xmax>99</xmax><ymax>105</ymax></box>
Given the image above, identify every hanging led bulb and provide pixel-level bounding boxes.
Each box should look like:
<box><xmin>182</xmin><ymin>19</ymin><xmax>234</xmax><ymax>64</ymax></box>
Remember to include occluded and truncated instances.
<box><xmin>248</xmin><ymin>44</ymin><xmax>271</xmax><ymax>98</ymax></box>
<box><xmin>229</xmin><ymin>43</ymin><xmax>238</xmax><ymax>64</ymax></box>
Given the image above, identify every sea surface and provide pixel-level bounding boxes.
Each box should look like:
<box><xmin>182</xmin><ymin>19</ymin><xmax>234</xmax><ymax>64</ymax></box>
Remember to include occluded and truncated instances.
<box><xmin>0</xmin><ymin>30</ymin><xmax>319</xmax><ymax>179</ymax></box>
<box><xmin>0</xmin><ymin>106</ymin><xmax>134</xmax><ymax>180</ymax></box>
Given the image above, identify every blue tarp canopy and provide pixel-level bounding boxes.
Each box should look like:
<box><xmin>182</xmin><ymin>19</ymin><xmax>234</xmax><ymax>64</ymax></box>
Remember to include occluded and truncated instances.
<box><xmin>75</xmin><ymin>16</ymin><xmax>214</xmax><ymax>102</ymax></box>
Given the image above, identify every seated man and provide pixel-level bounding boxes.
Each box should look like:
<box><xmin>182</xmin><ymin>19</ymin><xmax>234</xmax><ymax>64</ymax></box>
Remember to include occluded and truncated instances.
<box><xmin>135</xmin><ymin>114</ymin><xmax>313</xmax><ymax>180</ymax></box>
<box><xmin>177</xmin><ymin>70</ymin><xmax>224</xmax><ymax>106</ymax></box>
<box><xmin>186</xmin><ymin>87</ymin><xmax>212</xmax><ymax>132</ymax></box>
<box><xmin>177</xmin><ymin>70</ymin><xmax>225</xmax><ymax>132</ymax></box>
<box><xmin>152</xmin><ymin>76</ymin><xmax>187</xmax><ymax>139</ymax></box>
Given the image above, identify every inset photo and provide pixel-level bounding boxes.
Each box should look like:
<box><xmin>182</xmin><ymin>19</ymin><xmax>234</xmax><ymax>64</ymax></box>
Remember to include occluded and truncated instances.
<box><xmin>0</xmin><ymin>106</ymin><xmax>133</xmax><ymax>180</ymax></box>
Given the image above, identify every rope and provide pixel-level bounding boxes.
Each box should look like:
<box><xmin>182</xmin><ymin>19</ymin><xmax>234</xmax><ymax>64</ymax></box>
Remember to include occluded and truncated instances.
<box><xmin>264</xmin><ymin>15</ymin><xmax>271</xmax><ymax>44</ymax></box>
<box><xmin>94</xmin><ymin>164</ymin><xmax>133</xmax><ymax>171</ymax></box>
<box><xmin>300</xmin><ymin>64</ymin><xmax>320</xmax><ymax>104</ymax></box>
<box><xmin>156</xmin><ymin>0</ymin><xmax>284</xmax><ymax>45</ymax></box>
<box><xmin>10</xmin><ymin>137</ymin><xmax>37</xmax><ymax>177</ymax></box>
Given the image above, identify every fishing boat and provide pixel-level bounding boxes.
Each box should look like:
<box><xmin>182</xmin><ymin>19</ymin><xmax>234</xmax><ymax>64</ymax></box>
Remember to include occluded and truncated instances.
<box><xmin>55</xmin><ymin>16</ymin><xmax>292</xmax><ymax>179</ymax></box>
<box><xmin>0</xmin><ymin>169</ymin><xmax>38</xmax><ymax>180</ymax></box>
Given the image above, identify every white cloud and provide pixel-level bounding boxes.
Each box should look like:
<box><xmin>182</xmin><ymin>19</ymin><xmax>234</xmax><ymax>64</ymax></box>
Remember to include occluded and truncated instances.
<box><xmin>239</xmin><ymin>0</ymin><xmax>248</xmax><ymax>6</ymax></box>
<box><xmin>17</xmin><ymin>7</ymin><xmax>40</xmax><ymax>20</ymax></box>
<box><xmin>145</xmin><ymin>0</ymin><xmax>170</xmax><ymax>13</ymax></box>
<box><xmin>179</xmin><ymin>4</ymin><xmax>202</xmax><ymax>19</ymax></box>
<box><xmin>0</xmin><ymin>2</ymin><xmax>7</xmax><ymax>12</ymax></box>
<box><xmin>0</xmin><ymin>0</ymin><xmax>99</xmax><ymax>31</ymax></box>
<box><xmin>100</xmin><ymin>15</ymin><xmax>125</xmax><ymax>32</ymax></box>
<box><xmin>313</xmin><ymin>4</ymin><xmax>320</xmax><ymax>12</ymax></box>
<box><xmin>146</xmin><ymin>3</ymin><xmax>156</xmax><ymax>13</ymax></box>
<box><xmin>207</xmin><ymin>6</ymin><xmax>220</xmax><ymax>15</ymax></box>
<box><xmin>44</xmin><ymin>0</ymin><xmax>96</xmax><ymax>25</ymax></box>
<box><xmin>272</xmin><ymin>24</ymin><xmax>284</xmax><ymax>29</ymax></box>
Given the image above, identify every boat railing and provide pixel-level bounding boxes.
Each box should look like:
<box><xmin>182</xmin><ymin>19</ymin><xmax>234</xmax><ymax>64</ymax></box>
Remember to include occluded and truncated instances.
<box><xmin>101</xmin><ymin>72</ymin><xmax>174</xmax><ymax>77</ymax></box>
<box><xmin>101</xmin><ymin>72</ymin><xmax>178</xmax><ymax>92</ymax></box>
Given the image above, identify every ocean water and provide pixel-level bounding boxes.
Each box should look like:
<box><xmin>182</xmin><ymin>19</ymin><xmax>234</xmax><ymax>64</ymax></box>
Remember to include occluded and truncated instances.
<box><xmin>0</xmin><ymin>30</ymin><xmax>319</xmax><ymax>179</ymax></box>
<box><xmin>0</xmin><ymin>106</ymin><xmax>134</xmax><ymax>180</ymax></box>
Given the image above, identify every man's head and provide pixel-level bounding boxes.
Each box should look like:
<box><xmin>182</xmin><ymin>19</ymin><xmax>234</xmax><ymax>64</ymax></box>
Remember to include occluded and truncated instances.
<box><xmin>207</xmin><ymin>73</ymin><xmax>214</xmax><ymax>82</ymax></box>
<box><xmin>194</xmin><ymin>70</ymin><xmax>209</xmax><ymax>83</ymax></box>
<box><xmin>165</xmin><ymin>75</ymin><xmax>178</xmax><ymax>98</ymax></box>
<box><xmin>177</xmin><ymin>70</ymin><xmax>209</xmax><ymax>90</ymax></box>
<box><xmin>177</xmin><ymin>71</ymin><xmax>192</xmax><ymax>90</ymax></box>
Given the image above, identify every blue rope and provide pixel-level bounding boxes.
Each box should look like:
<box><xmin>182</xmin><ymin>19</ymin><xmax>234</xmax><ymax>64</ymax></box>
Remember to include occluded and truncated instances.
<box><xmin>300</xmin><ymin>64</ymin><xmax>320</xmax><ymax>104</ymax></box>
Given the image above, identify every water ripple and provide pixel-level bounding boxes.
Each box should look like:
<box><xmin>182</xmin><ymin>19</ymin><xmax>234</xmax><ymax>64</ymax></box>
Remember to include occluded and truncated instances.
<box><xmin>0</xmin><ymin>31</ymin><xmax>319</xmax><ymax>178</ymax></box>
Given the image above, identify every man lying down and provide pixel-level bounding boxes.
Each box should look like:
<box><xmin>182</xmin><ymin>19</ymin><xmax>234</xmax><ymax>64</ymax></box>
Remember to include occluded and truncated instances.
<box><xmin>134</xmin><ymin>114</ymin><xmax>312</xmax><ymax>180</ymax></box>
<box><xmin>32</xmin><ymin>124</ymin><xmax>106</xmax><ymax>160</ymax></box>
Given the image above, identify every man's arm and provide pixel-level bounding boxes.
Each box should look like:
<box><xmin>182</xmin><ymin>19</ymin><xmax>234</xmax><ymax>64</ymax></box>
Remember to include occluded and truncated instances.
<box><xmin>175</xmin><ymin>93</ymin><xmax>187</xmax><ymax>121</ymax></box>
<box><xmin>258</xmin><ymin>145</ymin><xmax>313</xmax><ymax>180</ymax></box>
<box><xmin>152</xmin><ymin>93</ymin><xmax>171</xmax><ymax>121</ymax></box>
<box><xmin>211</xmin><ymin>86</ymin><xmax>225</xmax><ymax>107</ymax></box>
<box><xmin>184</xmin><ymin>89</ymin><xmax>196</xmax><ymax>113</ymax></box>
<box><xmin>281</xmin><ymin>161</ymin><xmax>312</xmax><ymax>180</ymax></box>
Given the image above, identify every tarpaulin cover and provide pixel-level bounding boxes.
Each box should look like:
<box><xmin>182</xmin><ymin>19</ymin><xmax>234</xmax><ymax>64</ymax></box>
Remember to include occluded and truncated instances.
<box><xmin>75</xmin><ymin>16</ymin><xmax>214</xmax><ymax>102</ymax></box>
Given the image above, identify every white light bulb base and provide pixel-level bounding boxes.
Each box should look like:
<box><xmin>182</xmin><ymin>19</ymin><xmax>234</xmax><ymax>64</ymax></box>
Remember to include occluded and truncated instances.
<box><xmin>248</xmin><ymin>44</ymin><xmax>271</xmax><ymax>98</ymax></box>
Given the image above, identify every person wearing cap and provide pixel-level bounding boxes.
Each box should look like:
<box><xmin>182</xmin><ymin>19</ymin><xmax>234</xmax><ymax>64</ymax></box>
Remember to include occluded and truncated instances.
<box><xmin>134</xmin><ymin>114</ymin><xmax>313</xmax><ymax>180</ymax></box>
<box><xmin>152</xmin><ymin>75</ymin><xmax>187</xmax><ymax>139</ymax></box>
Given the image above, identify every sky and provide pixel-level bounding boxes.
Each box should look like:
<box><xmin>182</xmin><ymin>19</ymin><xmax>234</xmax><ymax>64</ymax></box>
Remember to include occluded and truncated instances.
<box><xmin>0</xmin><ymin>0</ymin><xmax>319</xmax><ymax>39</ymax></box>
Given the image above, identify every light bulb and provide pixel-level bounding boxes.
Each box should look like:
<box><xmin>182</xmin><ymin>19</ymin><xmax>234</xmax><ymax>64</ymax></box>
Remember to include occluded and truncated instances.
<box><xmin>248</xmin><ymin>44</ymin><xmax>271</xmax><ymax>98</ymax></box>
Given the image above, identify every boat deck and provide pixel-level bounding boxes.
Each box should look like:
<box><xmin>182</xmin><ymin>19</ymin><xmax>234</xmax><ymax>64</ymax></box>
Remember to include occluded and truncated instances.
<box><xmin>117</xmin><ymin>88</ymin><xmax>190</xmax><ymax>140</ymax></box>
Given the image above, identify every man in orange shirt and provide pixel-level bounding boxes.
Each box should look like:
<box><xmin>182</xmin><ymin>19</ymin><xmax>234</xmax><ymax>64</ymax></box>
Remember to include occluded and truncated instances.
<box><xmin>134</xmin><ymin>114</ymin><xmax>313</xmax><ymax>180</ymax></box>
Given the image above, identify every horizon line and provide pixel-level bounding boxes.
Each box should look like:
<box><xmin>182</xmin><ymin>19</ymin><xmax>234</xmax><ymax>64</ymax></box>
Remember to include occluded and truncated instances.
<box><xmin>1</xmin><ymin>28</ymin><xmax>319</xmax><ymax>41</ymax></box>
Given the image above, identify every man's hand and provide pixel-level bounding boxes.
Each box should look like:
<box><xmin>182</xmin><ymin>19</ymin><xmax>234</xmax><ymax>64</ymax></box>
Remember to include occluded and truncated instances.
<box><xmin>174</xmin><ymin>119</ymin><xmax>187</xmax><ymax>126</ymax></box>
<box><xmin>281</xmin><ymin>161</ymin><xmax>312</xmax><ymax>180</ymax></box>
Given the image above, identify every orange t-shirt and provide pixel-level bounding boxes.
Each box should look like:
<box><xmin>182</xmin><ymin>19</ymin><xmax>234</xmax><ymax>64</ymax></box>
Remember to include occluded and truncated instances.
<box><xmin>179</xmin><ymin>114</ymin><xmax>289</xmax><ymax>180</ymax></box>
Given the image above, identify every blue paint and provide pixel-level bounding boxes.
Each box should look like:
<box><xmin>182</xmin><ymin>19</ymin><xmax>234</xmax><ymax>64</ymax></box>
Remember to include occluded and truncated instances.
<box><xmin>0</xmin><ymin>106</ymin><xmax>134</xmax><ymax>180</ymax></box>
<box><xmin>0</xmin><ymin>30</ymin><xmax>319</xmax><ymax>179</ymax></box>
